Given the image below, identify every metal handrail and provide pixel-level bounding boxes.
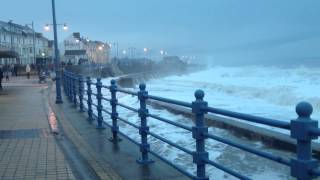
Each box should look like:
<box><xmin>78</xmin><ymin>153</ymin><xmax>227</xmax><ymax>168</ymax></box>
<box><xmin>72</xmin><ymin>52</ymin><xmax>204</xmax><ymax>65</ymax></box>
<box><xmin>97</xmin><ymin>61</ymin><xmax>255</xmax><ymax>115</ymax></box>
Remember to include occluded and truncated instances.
<box><xmin>203</xmin><ymin>132</ymin><xmax>291</xmax><ymax>166</ymax></box>
<box><xmin>62</xmin><ymin>71</ymin><xmax>320</xmax><ymax>180</ymax></box>
<box><xmin>147</xmin><ymin>113</ymin><xmax>192</xmax><ymax>131</ymax></box>
<box><xmin>117</xmin><ymin>88</ymin><xmax>138</xmax><ymax>96</ymax></box>
<box><xmin>147</xmin><ymin>131</ymin><xmax>193</xmax><ymax>155</ymax></box>
<box><xmin>117</xmin><ymin>116</ymin><xmax>140</xmax><ymax>129</ymax></box>
<box><xmin>205</xmin><ymin>107</ymin><xmax>291</xmax><ymax>130</ymax></box>
<box><xmin>203</xmin><ymin>158</ymin><xmax>252</xmax><ymax>180</ymax></box>
<box><xmin>147</xmin><ymin>94</ymin><xmax>192</xmax><ymax>108</ymax></box>
<box><xmin>116</xmin><ymin>102</ymin><xmax>139</xmax><ymax>113</ymax></box>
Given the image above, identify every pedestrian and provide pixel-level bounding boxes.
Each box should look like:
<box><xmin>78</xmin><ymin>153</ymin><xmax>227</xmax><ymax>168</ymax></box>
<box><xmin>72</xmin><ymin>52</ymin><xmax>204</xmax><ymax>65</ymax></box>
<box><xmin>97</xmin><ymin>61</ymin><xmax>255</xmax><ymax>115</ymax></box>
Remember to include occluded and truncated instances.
<box><xmin>14</xmin><ymin>64</ymin><xmax>18</xmax><ymax>76</ymax></box>
<box><xmin>5</xmin><ymin>65</ymin><xmax>9</xmax><ymax>81</ymax></box>
<box><xmin>10</xmin><ymin>64</ymin><xmax>14</xmax><ymax>76</ymax></box>
<box><xmin>26</xmin><ymin>64</ymin><xmax>31</xmax><ymax>79</ymax></box>
<box><xmin>0</xmin><ymin>65</ymin><xmax>3</xmax><ymax>90</ymax></box>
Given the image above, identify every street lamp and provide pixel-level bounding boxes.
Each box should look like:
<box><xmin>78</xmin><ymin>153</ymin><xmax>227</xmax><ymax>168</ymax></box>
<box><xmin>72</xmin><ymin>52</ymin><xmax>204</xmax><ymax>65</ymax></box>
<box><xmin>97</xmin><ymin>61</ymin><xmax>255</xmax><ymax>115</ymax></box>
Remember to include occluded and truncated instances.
<box><xmin>108</xmin><ymin>42</ymin><xmax>119</xmax><ymax>57</ymax></box>
<box><xmin>44</xmin><ymin>24</ymin><xmax>50</xmax><ymax>31</ymax></box>
<box><xmin>26</xmin><ymin>22</ymin><xmax>36</xmax><ymax>64</ymax></box>
<box><xmin>44</xmin><ymin>23</ymin><xmax>68</xmax><ymax>32</ymax></box>
<box><xmin>62</xmin><ymin>23</ymin><xmax>68</xmax><ymax>31</ymax></box>
<box><xmin>50</xmin><ymin>0</ymin><xmax>63</xmax><ymax>104</ymax></box>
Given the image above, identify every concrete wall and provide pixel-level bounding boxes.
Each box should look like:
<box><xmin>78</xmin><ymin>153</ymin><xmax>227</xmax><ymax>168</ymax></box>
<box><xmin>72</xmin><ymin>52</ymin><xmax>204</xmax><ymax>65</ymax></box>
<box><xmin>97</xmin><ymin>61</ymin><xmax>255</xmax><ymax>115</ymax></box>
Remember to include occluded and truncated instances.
<box><xmin>147</xmin><ymin>100</ymin><xmax>320</xmax><ymax>154</ymax></box>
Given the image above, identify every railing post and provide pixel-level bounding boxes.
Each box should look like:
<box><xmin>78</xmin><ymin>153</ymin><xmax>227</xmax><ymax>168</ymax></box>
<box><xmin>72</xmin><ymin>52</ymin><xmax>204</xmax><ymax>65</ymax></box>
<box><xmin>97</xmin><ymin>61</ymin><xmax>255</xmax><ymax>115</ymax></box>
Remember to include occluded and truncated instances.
<box><xmin>109</xmin><ymin>79</ymin><xmax>121</xmax><ymax>142</ymax></box>
<box><xmin>78</xmin><ymin>75</ymin><xmax>85</xmax><ymax>112</ymax></box>
<box><xmin>192</xmin><ymin>90</ymin><xmax>209</xmax><ymax>180</ymax></box>
<box><xmin>136</xmin><ymin>83</ymin><xmax>153</xmax><ymax>164</ymax></box>
<box><xmin>96</xmin><ymin>78</ymin><xmax>105</xmax><ymax>129</ymax></box>
<box><xmin>290</xmin><ymin>102</ymin><xmax>318</xmax><ymax>180</ymax></box>
<box><xmin>86</xmin><ymin>77</ymin><xmax>93</xmax><ymax>122</ymax></box>
<box><xmin>72</xmin><ymin>74</ymin><xmax>77</xmax><ymax>107</ymax></box>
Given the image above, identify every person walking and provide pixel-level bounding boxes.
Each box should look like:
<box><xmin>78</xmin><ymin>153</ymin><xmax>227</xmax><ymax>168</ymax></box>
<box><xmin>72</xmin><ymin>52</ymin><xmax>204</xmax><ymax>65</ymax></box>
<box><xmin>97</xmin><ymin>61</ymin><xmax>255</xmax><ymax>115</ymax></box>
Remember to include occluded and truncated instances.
<box><xmin>26</xmin><ymin>64</ymin><xmax>31</xmax><ymax>79</ymax></box>
<box><xmin>0</xmin><ymin>65</ymin><xmax>3</xmax><ymax>90</ymax></box>
<box><xmin>3</xmin><ymin>64</ymin><xmax>10</xmax><ymax>81</ymax></box>
<box><xmin>10</xmin><ymin>64</ymin><xmax>14</xmax><ymax>76</ymax></box>
<box><xmin>14</xmin><ymin>64</ymin><xmax>18</xmax><ymax>76</ymax></box>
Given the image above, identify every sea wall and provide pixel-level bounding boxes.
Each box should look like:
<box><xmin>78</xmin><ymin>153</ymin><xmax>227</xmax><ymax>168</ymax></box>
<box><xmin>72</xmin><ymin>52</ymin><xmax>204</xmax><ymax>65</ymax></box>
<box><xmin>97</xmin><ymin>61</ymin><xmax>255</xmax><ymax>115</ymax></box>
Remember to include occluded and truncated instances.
<box><xmin>148</xmin><ymin>100</ymin><xmax>320</xmax><ymax>155</ymax></box>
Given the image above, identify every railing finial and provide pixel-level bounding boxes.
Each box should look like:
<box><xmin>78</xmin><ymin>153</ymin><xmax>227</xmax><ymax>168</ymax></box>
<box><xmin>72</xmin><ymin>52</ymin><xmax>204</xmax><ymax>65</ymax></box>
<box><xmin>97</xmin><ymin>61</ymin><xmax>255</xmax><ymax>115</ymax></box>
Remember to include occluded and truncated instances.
<box><xmin>296</xmin><ymin>101</ymin><xmax>313</xmax><ymax>118</ymax></box>
<box><xmin>194</xmin><ymin>89</ymin><xmax>205</xmax><ymax>100</ymax></box>
<box><xmin>139</xmin><ymin>83</ymin><xmax>146</xmax><ymax>91</ymax></box>
<box><xmin>111</xmin><ymin>79</ymin><xmax>116</xmax><ymax>85</ymax></box>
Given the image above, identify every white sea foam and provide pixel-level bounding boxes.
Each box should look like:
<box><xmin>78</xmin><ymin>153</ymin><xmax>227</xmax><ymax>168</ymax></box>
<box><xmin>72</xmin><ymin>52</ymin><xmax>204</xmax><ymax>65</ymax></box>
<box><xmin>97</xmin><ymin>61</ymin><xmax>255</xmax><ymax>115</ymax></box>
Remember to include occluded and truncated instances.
<box><xmin>95</xmin><ymin>66</ymin><xmax>318</xmax><ymax>179</ymax></box>
<box><xmin>146</xmin><ymin>66</ymin><xmax>320</xmax><ymax>120</ymax></box>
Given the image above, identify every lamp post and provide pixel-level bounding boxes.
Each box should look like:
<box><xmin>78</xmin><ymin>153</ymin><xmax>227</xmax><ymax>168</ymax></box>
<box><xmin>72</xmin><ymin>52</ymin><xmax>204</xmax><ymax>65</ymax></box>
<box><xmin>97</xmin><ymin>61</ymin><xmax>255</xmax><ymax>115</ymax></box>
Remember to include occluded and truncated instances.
<box><xmin>109</xmin><ymin>42</ymin><xmax>119</xmax><ymax>58</ymax></box>
<box><xmin>51</xmin><ymin>0</ymin><xmax>63</xmax><ymax>104</ymax></box>
<box><xmin>8</xmin><ymin>20</ymin><xmax>13</xmax><ymax>50</ymax></box>
<box><xmin>26</xmin><ymin>22</ymin><xmax>36</xmax><ymax>64</ymax></box>
<box><xmin>128</xmin><ymin>47</ymin><xmax>136</xmax><ymax>59</ymax></box>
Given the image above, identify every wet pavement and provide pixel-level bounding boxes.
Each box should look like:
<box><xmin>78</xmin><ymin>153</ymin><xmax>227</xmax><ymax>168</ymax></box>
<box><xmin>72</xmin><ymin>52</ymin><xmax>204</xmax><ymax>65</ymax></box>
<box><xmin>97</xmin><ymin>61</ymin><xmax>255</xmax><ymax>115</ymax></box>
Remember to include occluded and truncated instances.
<box><xmin>49</xmin><ymin>82</ymin><xmax>188</xmax><ymax>179</ymax></box>
<box><xmin>0</xmin><ymin>77</ymin><xmax>75</xmax><ymax>179</ymax></box>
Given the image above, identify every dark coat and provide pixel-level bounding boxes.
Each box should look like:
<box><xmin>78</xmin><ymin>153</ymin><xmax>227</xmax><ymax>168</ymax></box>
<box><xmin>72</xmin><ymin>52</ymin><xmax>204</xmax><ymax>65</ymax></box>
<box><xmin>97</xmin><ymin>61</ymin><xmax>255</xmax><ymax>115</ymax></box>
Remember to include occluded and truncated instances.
<box><xmin>0</xmin><ymin>68</ymin><xmax>3</xmax><ymax>79</ymax></box>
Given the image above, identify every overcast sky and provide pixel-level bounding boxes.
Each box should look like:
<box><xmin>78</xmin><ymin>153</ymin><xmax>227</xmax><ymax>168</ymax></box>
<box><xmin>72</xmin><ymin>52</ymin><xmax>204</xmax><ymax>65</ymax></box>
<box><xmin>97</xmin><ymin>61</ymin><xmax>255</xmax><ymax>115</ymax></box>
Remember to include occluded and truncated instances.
<box><xmin>1</xmin><ymin>0</ymin><xmax>320</xmax><ymax>64</ymax></box>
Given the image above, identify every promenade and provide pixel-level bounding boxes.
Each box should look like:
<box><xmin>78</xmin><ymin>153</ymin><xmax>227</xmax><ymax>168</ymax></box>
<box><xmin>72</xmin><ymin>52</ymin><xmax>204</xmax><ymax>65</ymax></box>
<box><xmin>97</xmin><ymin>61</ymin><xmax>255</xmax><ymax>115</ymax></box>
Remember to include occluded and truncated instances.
<box><xmin>0</xmin><ymin>76</ymin><xmax>186</xmax><ymax>180</ymax></box>
<box><xmin>0</xmin><ymin>76</ymin><xmax>75</xmax><ymax>179</ymax></box>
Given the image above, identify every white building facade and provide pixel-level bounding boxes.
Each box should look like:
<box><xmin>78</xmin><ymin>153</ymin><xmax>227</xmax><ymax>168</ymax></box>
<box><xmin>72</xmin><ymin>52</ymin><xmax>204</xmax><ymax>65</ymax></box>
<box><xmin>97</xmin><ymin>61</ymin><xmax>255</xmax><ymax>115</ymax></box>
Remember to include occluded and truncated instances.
<box><xmin>0</xmin><ymin>20</ymin><xmax>52</xmax><ymax>65</ymax></box>
<box><xmin>63</xmin><ymin>32</ymin><xmax>110</xmax><ymax>64</ymax></box>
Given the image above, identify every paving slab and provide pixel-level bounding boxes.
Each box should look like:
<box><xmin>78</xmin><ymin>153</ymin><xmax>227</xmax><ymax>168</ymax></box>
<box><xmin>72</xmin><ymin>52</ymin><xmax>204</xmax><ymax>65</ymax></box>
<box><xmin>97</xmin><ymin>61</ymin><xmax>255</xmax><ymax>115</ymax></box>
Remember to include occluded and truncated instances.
<box><xmin>0</xmin><ymin>77</ymin><xmax>75</xmax><ymax>180</ymax></box>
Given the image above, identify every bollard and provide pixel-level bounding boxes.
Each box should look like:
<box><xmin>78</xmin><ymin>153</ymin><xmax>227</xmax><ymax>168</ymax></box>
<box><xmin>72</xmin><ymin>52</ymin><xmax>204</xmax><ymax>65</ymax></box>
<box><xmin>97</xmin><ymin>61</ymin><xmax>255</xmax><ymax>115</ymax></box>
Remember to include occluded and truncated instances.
<box><xmin>96</xmin><ymin>78</ymin><xmax>105</xmax><ymax>129</ymax></box>
<box><xmin>290</xmin><ymin>102</ymin><xmax>318</xmax><ymax>180</ymax></box>
<box><xmin>86</xmin><ymin>77</ymin><xmax>93</xmax><ymax>122</ymax></box>
<box><xmin>72</xmin><ymin>74</ymin><xmax>77</xmax><ymax>107</ymax></box>
<box><xmin>109</xmin><ymin>79</ymin><xmax>121</xmax><ymax>142</ymax></box>
<box><xmin>136</xmin><ymin>83</ymin><xmax>153</xmax><ymax>164</ymax></box>
<box><xmin>78</xmin><ymin>75</ymin><xmax>85</xmax><ymax>112</ymax></box>
<box><xmin>192</xmin><ymin>90</ymin><xmax>209</xmax><ymax>180</ymax></box>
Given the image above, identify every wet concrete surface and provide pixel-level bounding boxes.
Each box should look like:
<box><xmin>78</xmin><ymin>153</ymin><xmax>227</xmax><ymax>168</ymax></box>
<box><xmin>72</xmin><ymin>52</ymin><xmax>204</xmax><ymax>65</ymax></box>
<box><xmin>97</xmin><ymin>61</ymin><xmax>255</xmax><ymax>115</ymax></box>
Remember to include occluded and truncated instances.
<box><xmin>49</xmin><ymin>86</ymin><xmax>188</xmax><ymax>179</ymax></box>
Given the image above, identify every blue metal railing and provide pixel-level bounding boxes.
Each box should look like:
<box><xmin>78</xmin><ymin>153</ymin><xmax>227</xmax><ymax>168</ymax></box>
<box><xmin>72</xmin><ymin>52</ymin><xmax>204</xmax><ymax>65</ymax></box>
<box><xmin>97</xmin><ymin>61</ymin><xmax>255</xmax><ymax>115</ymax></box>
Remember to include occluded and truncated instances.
<box><xmin>62</xmin><ymin>71</ymin><xmax>320</xmax><ymax>180</ymax></box>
